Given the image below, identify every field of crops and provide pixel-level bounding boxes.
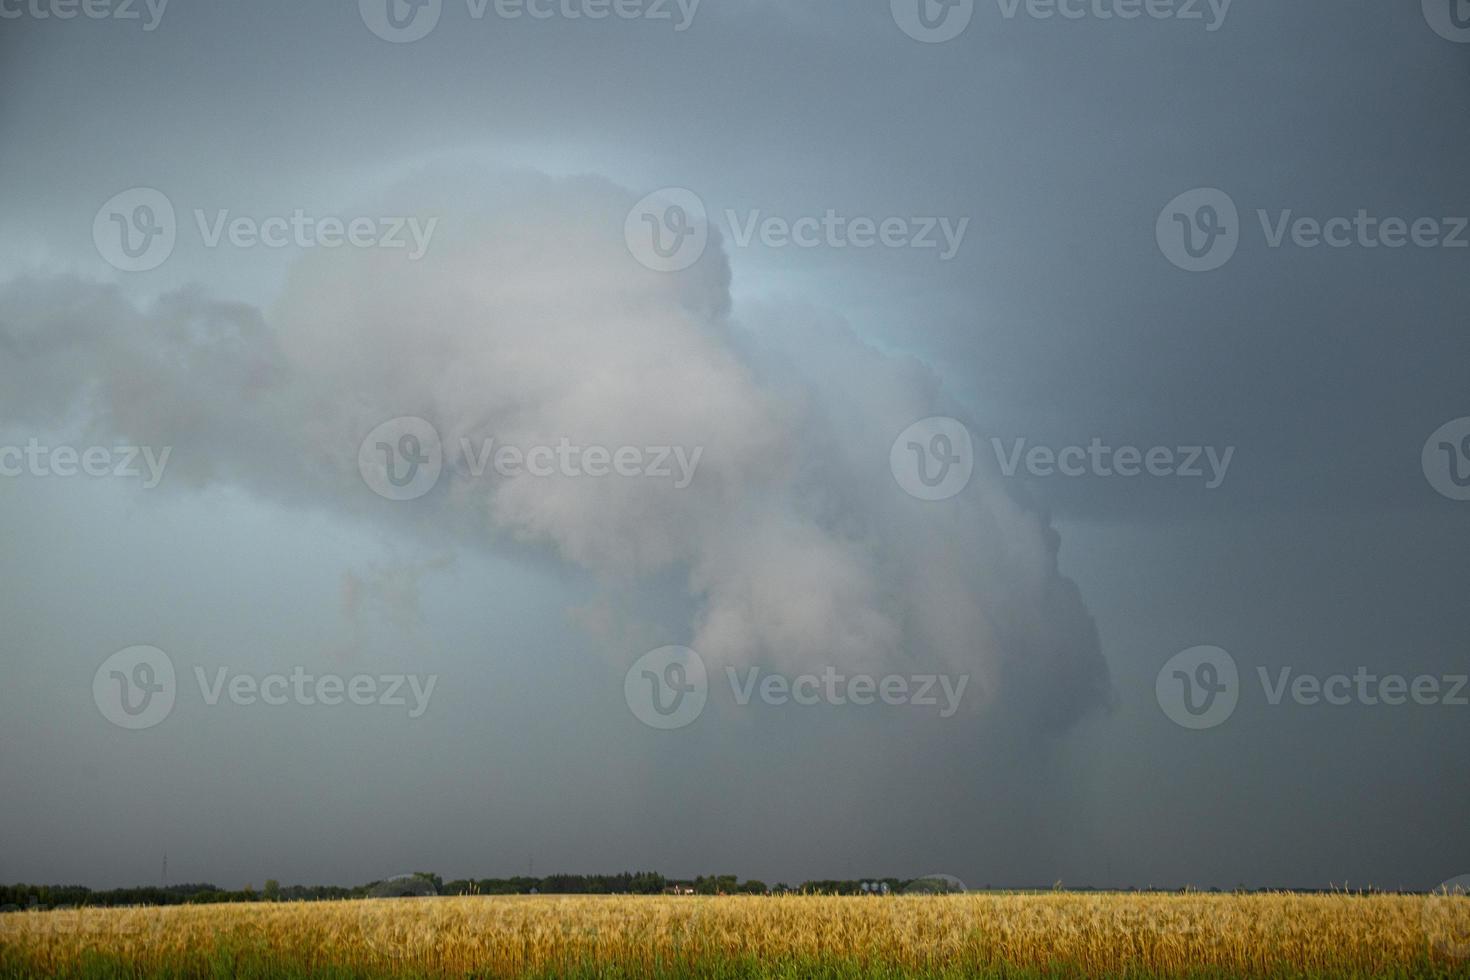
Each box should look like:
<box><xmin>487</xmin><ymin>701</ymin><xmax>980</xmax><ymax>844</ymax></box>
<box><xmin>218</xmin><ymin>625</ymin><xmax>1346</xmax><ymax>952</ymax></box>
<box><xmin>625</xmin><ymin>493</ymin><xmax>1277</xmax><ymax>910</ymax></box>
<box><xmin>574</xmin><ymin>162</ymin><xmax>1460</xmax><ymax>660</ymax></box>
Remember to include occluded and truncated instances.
<box><xmin>3</xmin><ymin>892</ymin><xmax>1469</xmax><ymax>979</ymax></box>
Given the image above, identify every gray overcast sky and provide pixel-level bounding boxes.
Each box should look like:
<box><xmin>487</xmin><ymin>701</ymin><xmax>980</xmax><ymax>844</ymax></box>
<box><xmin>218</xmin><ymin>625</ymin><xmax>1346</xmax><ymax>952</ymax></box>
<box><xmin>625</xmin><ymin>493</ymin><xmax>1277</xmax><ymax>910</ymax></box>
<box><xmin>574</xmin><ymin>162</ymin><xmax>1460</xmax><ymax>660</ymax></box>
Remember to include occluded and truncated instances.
<box><xmin>1</xmin><ymin>0</ymin><xmax>1467</xmax><ymax>892</ymax></box>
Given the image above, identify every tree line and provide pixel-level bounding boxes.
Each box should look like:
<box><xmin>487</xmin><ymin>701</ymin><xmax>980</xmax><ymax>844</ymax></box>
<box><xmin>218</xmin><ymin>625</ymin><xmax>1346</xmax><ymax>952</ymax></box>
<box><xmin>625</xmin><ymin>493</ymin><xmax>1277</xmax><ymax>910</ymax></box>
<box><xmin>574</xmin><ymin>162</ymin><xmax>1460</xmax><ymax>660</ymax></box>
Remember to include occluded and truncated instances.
<box><xmin>0</xmin><ymin>872</ymin><xmax>931</xmax><ymax>910</ymax></box>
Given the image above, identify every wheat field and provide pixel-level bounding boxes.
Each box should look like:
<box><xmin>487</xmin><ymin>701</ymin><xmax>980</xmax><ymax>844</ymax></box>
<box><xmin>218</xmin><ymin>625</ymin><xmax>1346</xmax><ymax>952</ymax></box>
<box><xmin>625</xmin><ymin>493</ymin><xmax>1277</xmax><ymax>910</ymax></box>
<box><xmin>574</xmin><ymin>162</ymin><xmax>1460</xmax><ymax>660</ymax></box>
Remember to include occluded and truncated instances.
<box><xmin>3</xmin><ymin>892</ymin><xmax>1469</xmax><ymax>978</ymax></box>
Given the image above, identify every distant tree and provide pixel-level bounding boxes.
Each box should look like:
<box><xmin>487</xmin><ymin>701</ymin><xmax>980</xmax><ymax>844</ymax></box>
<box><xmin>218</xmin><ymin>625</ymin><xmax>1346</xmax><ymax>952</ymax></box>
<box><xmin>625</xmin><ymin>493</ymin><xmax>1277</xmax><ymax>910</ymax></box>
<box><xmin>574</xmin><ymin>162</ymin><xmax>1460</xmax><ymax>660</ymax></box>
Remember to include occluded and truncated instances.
<box><xmin>263</xmin><ymin>880</ymin><xmax>280</xmax><ymax>901</ymax></box>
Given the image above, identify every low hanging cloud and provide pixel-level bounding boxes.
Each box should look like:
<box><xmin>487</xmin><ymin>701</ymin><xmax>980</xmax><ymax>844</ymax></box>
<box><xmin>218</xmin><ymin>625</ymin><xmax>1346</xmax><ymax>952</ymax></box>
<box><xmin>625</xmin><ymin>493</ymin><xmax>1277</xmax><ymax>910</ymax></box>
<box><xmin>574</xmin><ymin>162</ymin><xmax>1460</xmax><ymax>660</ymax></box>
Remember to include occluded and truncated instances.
<box><xmin>0</xmin><ymin>167</ymin><xmax>1110</xmax><ymax>734</ymax></box>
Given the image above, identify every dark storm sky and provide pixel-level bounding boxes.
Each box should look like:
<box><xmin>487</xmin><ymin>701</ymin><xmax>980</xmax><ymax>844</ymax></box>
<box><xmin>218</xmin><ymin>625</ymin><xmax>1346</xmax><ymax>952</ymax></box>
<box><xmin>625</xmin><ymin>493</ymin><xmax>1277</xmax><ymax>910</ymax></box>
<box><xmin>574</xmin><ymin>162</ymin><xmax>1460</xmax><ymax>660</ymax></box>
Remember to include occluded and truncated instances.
<box><xmin>0</xmin><ymin>0</ymin><xmax>1467</xmax><ymax>891</ymax></box>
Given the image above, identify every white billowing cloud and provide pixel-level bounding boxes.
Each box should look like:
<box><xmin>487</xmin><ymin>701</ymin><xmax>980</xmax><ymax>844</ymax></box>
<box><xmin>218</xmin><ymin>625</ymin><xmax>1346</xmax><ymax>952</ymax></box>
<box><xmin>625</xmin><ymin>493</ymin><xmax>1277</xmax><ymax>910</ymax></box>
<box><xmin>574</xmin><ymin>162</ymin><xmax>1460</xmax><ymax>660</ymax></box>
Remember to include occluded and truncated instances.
<box><xmin>0</xmin><ymin>166</ymin><xmax>1109</xmax><ymax>732</ymax></box>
